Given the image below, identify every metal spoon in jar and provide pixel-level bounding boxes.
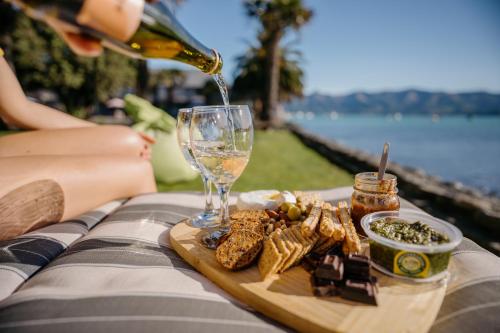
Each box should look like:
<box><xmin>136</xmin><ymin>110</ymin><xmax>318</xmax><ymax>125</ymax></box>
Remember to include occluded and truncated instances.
<box><xmin>378</xmin><ymin>142</ymin><xmax>390</xmax><ymax>181</ymax></box>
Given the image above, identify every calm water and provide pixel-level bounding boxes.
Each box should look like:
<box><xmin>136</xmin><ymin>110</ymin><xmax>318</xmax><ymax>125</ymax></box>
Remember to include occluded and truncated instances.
<box><xmin>292</xmin><ymin>114</ymin><xmax>500</xmax><ymax>196</ymax></box>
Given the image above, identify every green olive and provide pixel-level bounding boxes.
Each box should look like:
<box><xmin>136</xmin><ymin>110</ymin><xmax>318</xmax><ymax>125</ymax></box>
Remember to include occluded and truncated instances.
<box><xmin>280</xmin><ymin>202</ymin><xmax>291</xmax><ymax>212</ymax></box>
<box><xmin>287</xmin><ymin>205</ymin><xmax>302</xmax><ymax>221</ymax></box>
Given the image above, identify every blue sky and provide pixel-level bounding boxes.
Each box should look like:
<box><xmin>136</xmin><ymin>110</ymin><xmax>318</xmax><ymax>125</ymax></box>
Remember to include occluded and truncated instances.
<box><xmin>149</xmin><ymin>0</ymin><xmax>500</xmax><ymax>95</ymax></box>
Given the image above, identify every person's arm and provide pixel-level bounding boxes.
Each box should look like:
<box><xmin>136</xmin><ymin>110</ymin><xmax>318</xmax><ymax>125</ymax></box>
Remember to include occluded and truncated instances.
<box><xmin>0</xmin><ymin>56</ymin><xmax>96</xmax><ymax>130</ymax></box>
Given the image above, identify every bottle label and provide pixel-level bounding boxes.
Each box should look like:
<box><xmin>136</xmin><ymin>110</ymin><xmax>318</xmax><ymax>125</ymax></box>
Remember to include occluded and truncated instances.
<box><xmin>394</xmin><ymin>251</ymin><xmax>430</xmax><ymax>278</ymax></box>
<box><xmin>77</xmin><ymin>0</ymin><xmax>144</xmax><ymax>41</ymax></box>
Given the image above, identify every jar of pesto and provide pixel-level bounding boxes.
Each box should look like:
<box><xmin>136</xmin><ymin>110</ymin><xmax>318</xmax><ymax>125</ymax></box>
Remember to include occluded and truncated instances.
<box><xmin>351</xmin><ymin>172</ymin><xmax>400</xmax><ymax>235</ymax></box>
<box><xmin>361</xmin><ymin>210</ymin><xmax>462</xmax><ymax>283</ymax></box>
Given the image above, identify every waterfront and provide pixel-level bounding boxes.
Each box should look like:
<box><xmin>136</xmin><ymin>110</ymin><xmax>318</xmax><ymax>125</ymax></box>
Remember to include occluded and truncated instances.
<box><xmin>292</xmin><ymin>114</ymin><xmax>500</xmax><ymax>196</ymax></box>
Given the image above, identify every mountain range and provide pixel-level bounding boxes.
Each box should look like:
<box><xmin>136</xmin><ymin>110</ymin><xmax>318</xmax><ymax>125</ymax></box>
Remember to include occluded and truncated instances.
<box><xmin>285</xmin><ymin>90</ymin><xmax>500</xmax><ymax>115</ymax></box>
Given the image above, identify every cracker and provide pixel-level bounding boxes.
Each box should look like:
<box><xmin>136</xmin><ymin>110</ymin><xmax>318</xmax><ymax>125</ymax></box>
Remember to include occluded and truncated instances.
<box><xmin>272</xmin><ymin>229</ymin><xmax>291</xmax><ymax>272</ymax></box>
<box><xmin>292</xmin><ymin>226</ymin><xmax>319</xmax><ymax>265</ymax></box>
<box><xmin>280</xmin><ymin>228</ymin><xmax>302</xmax><ymax>272</ymax></box>
<box><xmin>258</xmin><ymin>238</ymin><xmax>283</xmax><ymax>280</ymax></box>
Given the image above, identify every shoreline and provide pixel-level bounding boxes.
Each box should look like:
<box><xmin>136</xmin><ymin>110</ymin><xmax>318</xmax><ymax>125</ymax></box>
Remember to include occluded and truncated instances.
<box><xmin>287</xmin><ymin>123</ymin><xmax>500</xmax><ymax>255</ymax></box>
<box><xmin>286</xmin><ymin>114</ymin><xmax>500</xmax><ymax>197</ymax></box>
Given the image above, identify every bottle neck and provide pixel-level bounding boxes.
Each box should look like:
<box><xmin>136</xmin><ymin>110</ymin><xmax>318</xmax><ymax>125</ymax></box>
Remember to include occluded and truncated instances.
<box><xmin>138</xmin><ymin>2</ymin><xmax>222</xmax><ymax>73</ymax></box>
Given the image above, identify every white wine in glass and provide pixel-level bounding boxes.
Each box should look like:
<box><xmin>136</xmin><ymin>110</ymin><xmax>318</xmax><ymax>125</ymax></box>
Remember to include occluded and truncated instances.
<box><xmin>176</xmin><ymin>108</ymin><xmax>218</xmax><ymax>228</ymax></box>
<box><xmin>190</xmin><ymin>105</ymin><xmax>253</xmax><ymax>248</ymax></box>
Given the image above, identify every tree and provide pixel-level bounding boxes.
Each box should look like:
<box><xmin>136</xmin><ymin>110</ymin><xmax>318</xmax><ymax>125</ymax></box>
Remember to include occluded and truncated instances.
<box><xmin>243</xmin><ymin>0</ymin><xmax>312</xmax><ymax>126</ymax></box>
<box><xmin>0</xmin><ymin>2</ymin><xmax>17</xmax><ymax>66</ymax></box>
<box><xmin>232</xmin><ymin>44</ymin><xmax>305</xmax><ymax>120</ymax></box>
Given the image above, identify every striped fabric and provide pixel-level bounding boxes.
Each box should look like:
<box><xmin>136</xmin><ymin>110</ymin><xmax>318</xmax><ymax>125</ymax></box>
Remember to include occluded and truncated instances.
<box><xmin>0</xmin><ymin>189</ymin><xmax>498</xmax><ymax>333</ymax></box>
<box><xmin>0</xmin><ymin>200</ymin><xmax>123</xmax><ymax>301</ymax></box>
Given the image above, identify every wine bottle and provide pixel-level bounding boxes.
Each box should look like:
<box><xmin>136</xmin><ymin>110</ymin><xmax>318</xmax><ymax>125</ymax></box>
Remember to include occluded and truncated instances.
<box><xmin>7</xmin><ymin>0</ymin><xmax>222</xmax><ymax>74</ymax></box>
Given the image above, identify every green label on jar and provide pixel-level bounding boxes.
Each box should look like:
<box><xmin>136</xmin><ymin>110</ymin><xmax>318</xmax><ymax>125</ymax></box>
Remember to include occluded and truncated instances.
<box><xmin>394</xmin><ymin>251</ymin><xmax>430</xmax><ymax>278</ymax></box>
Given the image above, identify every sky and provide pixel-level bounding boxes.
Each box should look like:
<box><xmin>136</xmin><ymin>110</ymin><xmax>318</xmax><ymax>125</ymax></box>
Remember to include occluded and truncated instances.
<box><xmin>149</xmin><ymin>0</ymin><xmax>500</xmax><ymax>95</ymax></box>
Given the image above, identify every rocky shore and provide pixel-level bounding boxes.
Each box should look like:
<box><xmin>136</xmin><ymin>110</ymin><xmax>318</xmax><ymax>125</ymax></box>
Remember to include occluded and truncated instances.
<box><xmin>288</xmin><ymin>123</ymin><xmax>500</xmax><ymax>255</ymax></box>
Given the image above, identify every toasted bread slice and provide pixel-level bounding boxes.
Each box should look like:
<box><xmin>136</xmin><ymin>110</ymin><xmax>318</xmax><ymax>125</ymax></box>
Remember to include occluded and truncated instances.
<box><xmin>216</xmin><ymin>230</ymin><xmax>264</xmax><ymax>270</ymax></box>
<box><xmin>301</xmin><ymin>201</ymin><xmax>322</xmax><ymax>237</ymax></box>
<box><xmin>230</xmin><ymin>210</ymin><xmax>269</xmax><ymax>221</ymax></box>
<box><xmin>230</xmin><ymin>219</ymin><xmax>265</xmax><ymax>236</ymax></box>
<box><xmin>337</xmin><ymin>201</ymin><xmax>361</xmax><ymax>255</ymax></box>
<box><xmin>319</xmin><ymin>203</ymin><xmax>345</xmax><ymax>242</ymax></box>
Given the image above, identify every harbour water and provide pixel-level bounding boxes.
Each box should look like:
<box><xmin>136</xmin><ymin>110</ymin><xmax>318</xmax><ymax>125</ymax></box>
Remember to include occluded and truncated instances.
<box><xmin>292</xmin><ymin>114</ymin><xmax>500</xmax><ymax>196</ymax></box>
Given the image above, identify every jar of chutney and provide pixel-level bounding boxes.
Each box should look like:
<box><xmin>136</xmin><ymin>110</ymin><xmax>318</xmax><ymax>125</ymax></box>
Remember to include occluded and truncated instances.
<box><xmin>351</xmin><ymin>172</ymin><xmax>400</xmax><ymax>235</ymax></box>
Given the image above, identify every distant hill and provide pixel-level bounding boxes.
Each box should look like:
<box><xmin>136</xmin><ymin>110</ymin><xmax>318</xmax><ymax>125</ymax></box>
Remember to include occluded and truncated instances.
<box><xmin>285</xmin><ymin>90</ymin><xmax>500</xmax><ymax>115</ymax></box>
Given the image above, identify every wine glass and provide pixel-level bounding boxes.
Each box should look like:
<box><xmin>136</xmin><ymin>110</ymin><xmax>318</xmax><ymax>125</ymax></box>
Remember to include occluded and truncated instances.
<box><xmin>190</xmin><ymin>105</ymin><xmax>253</xmax><ymax>248</ymax></box>
<box><xmin>176</xmin><ymin>108</ymin><xmax>218</xmax><ymax>228</ymax></box>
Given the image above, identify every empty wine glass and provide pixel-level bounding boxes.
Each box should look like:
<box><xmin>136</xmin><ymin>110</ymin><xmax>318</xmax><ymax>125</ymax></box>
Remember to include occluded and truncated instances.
<box><xmin>190</xmin><ymin>105</ymin><xmax>253</xmax><ymax>248</ymax></box>
<box><xmin>176</xmin><ymin>108</ymin><xmax>218</xmax><ymax>228</ymax></box>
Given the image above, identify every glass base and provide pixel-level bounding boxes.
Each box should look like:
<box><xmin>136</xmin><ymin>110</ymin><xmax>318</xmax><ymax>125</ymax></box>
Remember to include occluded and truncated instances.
<box><xmin>200</xmin><ymin>226</ymin><xmax>230</xmax><ymax>249</ymax></box>
<box><xmin>189</xmin><ymin>210</ymin><xmax>219</xmax><ymax>229</ymax></box>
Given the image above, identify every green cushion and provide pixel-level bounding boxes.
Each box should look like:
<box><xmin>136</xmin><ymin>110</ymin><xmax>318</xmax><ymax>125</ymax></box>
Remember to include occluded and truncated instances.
<box><xmin>124</xmin><ymin>94</ymin><xmax>198</xmax><ymax>184</ymax></box>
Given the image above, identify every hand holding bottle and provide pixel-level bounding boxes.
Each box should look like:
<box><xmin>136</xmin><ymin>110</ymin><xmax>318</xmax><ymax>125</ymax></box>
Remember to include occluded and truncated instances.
<box><xmin>47</xmin><ymin>0</ymin><xmax>153</xmax><ymax>57</ymax></box>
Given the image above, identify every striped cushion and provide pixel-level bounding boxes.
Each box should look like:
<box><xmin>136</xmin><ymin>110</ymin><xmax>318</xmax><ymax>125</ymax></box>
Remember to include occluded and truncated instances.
<box><xmin>0</xmin><ymin>201</ymin><xmax>122</xmax><ymax>301</ymax></box>
<box><xmin>0</xmin><ymin>189</ymin><xmax>499</xmax><ymax>332</ymax></box>
<box><xmin>430</xmin><ymin>238</ymin><xmax>500</xmax><ymax>333</ymax></box>
<box><xmin>0</xmin><ymin>193</ymin><xmax>288</xmax><ymax>333</ymax></box>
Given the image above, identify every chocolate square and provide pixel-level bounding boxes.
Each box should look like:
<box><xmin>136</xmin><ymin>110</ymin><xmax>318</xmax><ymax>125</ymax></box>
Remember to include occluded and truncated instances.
<box><xmin>344</xmin><ymin>254</ymin><xmax>370</xmax><ymax>280</ymax></box>
<box><xmin>310</xmin><ymin>276</ymin><xmax>339</xmax><ymax>297</ymax></box>
<box><xmin>341</xmin><ymin>280</ymin><xmax>378</xmax><ymax>305</ymax></box>
<box><xmin>315</xmin><ymin>255</ymin><xmax>344</xmax><ymax>281</ymax></box>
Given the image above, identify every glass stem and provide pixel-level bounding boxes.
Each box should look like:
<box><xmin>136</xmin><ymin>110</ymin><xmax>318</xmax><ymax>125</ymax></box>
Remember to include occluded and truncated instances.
<box><xmin>217</xmin><ymin>185</ymin><xmax>231</xmax><ymax>229</ymax></box>
<box><xmin>202</xmin><ymin>175</ymin><xmax>214</xmax><ymax>212</ymax></box>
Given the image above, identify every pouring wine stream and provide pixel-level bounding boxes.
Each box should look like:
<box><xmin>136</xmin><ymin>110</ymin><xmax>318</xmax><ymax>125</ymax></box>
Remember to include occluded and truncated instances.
<box><xmin>212</xmin><ymin>73</ymin><xmax>236</xmax><ymax>150</ymax></box>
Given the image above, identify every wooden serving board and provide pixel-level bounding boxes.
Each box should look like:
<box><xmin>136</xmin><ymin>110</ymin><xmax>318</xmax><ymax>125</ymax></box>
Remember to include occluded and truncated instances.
<box><xmin>170</xmin><ymin>221</ymin><xmax>447</xmax><ymax>333</ymax></box>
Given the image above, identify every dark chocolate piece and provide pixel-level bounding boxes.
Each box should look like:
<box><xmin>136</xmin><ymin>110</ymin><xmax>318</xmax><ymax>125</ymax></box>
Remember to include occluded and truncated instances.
<box><xmin>344</xmin><ymin>254</ymin><xmax>370</xmax><ymax>280</ymax></box>
<box><xmin>341</xmin><ymin>280</ymin><xmax>378</xmax><ymax>305</ymax></box>
<box><xmin>315</xmin><ymin>255</ymin><xmax>344</xmax><ymax>281</ymax></box>
<box><xmin>310</xmin><ymin>276</ymin><xmax>339</xmax><ymax>297</ymax></box>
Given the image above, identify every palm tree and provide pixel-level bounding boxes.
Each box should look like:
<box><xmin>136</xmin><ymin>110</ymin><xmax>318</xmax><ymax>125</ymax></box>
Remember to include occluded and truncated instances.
<box><xmin>243</xmin><ymin>0</ymin><xmax>312</xmax><ymax>126</ymax></box>
<box><xmin>232</xmin><ymin>44</ymin><xmax>304</xmax><ymax>123</ymax></box>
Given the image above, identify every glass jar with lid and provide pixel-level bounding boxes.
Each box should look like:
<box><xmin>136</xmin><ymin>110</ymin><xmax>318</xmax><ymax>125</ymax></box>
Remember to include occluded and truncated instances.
<box><xmin>351</xmin><ymin>172</ymin><xmax>400</xmax><ymax>235</ymax></box>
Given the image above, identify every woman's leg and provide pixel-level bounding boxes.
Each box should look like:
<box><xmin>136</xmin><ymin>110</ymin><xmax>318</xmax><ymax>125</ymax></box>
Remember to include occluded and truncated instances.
<box><xmin>0</xmin><ymin>155</ymin><xmax>156</xmax><ymax>240</ymax></box>
<box><xmin>0</xmin><ymin>125</ymin><xmax>148</xmax><ymax>158</ymax></box>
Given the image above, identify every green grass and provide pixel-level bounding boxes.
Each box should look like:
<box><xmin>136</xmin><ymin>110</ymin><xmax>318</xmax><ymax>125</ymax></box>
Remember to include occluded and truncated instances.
<box><xmin>158</xmin><ymin>130</ymin><xmax>353</xmax><ymax>192</ymax></box>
